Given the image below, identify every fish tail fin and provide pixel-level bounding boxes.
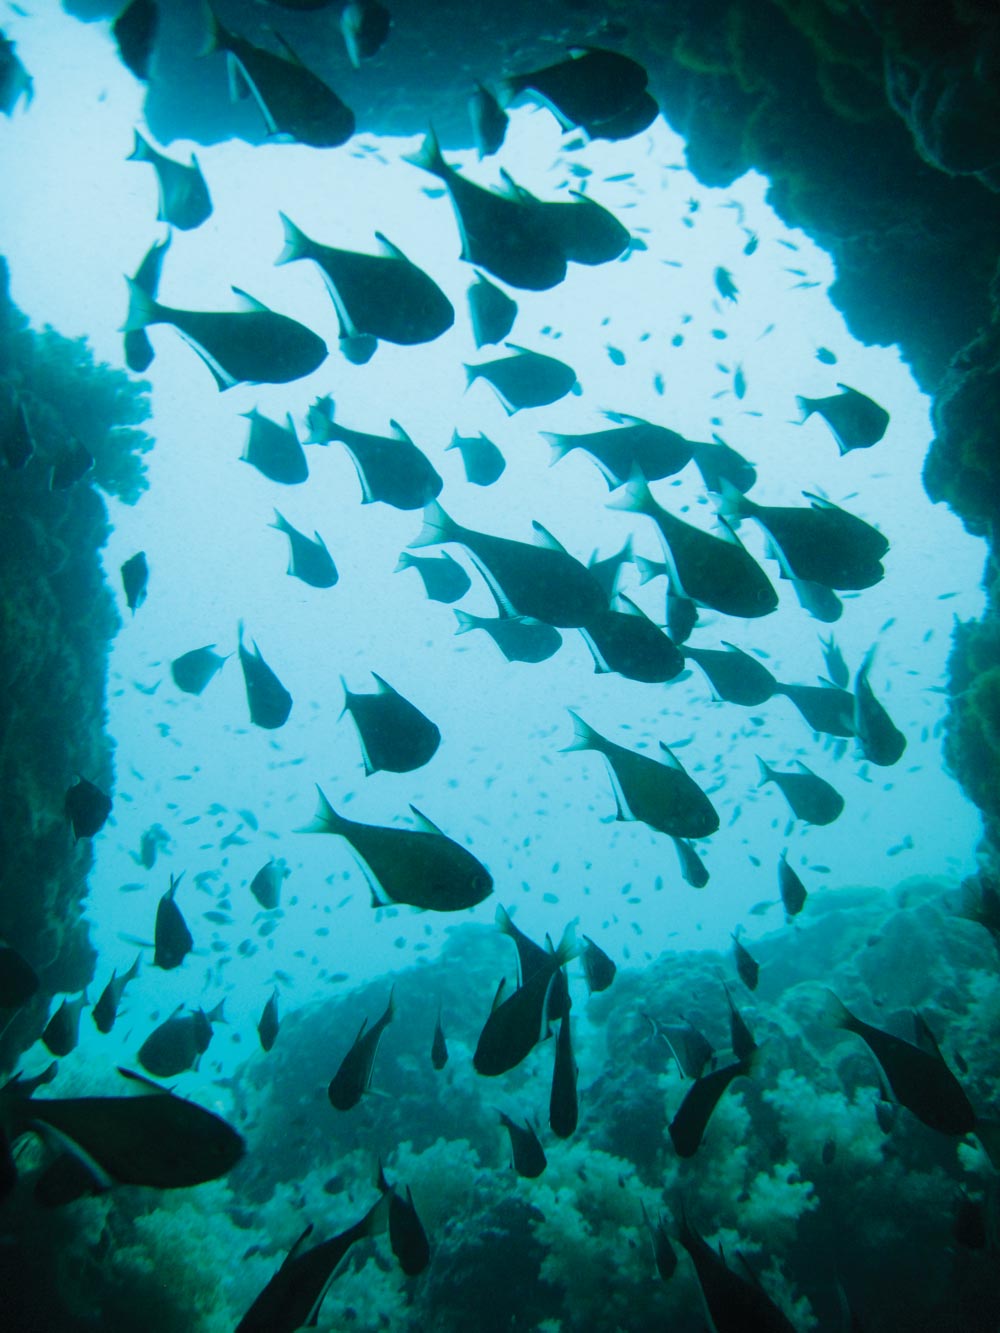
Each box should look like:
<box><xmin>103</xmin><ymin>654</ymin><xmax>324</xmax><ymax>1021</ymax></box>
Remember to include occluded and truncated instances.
<box><xmin>540</xmin><ymin>431</ymin><xmax>572</xmax><ymax>466</ymax></box>
<box><xmin>462</xmin><ymin>363</ymin><xmax>479</xmax><ymax>391</ymax></box>
<box><xmin>269</xmin><ymin>509</ymin><xmax>291</xmax><ymax>535</ymax></box>
<box><xmin>375</xmin><ymin>1156</ymin><xmax>391</xmax><ymax>1195</ymax></box>
<box><xmin>795</xmin><ymin>395</ymin><xmax>815</xmax><ymax>422</ymax></box>
<box><xmin>820</xmin><ymin>988</ymin><xmax>855</xmax><ymax>1032</ymax></box>
<box><xmin>125</xmin><ymin>953</ymin><xmax>142</xmax><ymax>985</ymax></box>
<box><xmin>633</xmin><ymin>555</ymin><xmax>660</xmax><ymax>586</ymax></box>
<box><xmin>199</xmin><ymin>5</ymin><xmax>230</xmax><ymax>57</ymax></box>
<box><xmin>275</xmin><ymin>213</ymin><xmax>310</xmax><ymax>266</ymax></box>
<box><xmin>122</xmin><ymin>276</ymin><xmax>161</xmax><ymax>333</ymax></box>
<box><xmin>494</xmin><ymin>903</ymin><xmax>516</xmax><ymax>938</ymax></box>
<box><xmin>715</xmin><ymin>477</ymin><xmax>749</xmax><ymax>523</ymax></box>
<box><xmin>562</xmin><ymin>710</ymin><xmax>599</xmax><ymax>754</ymax></box>
<box><xmin>402</xmin><ymin>126</ymin><xmax>446</xmax><ymax>177</ymax></box>
<box><xmin>453</xmin><ymin>609</ymin><xmax>475</xmax><ymax>634</ymax></box>
<box><xmin>408</xmin><ymin>500</ymin><xmax>457</xmax><ymax>549</ymax></box>
<box><xmin>301</xmin><ymin>785</ymin><xmax>345</xmax><ymax>834</ymax></box>
<box><xmin>126</xmin><ymin>127</ymin><xmax>153</xmax><ymax>162</ymax></box>
<box><xmin>393</xmin><ymin>552</ymin><xmax>413</xmax><ymax>573</ymax></box>
<box><xmin>553</xmin><ymin>919</ymin><xmax>579</xmax><ymax>967</ymax></box>
<box><xmin>755</xmin><ymin>756</ymin><xmax>774</xmax><ymax>787</ymax></box>
<box><xmin>606</xmin><ymin>468</ymin><xmax>654</xmax><ymax>517</ymax></box>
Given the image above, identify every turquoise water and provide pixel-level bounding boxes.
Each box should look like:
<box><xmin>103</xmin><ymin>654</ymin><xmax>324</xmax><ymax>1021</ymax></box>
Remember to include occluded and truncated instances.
<box><xmin>3</xmin><ymin>6</ymin><xmax>996</xmax><ymax>1331</ymax></box>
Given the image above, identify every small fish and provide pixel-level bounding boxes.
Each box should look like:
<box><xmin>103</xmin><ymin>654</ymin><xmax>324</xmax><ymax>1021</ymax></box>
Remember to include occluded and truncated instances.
<box><xmin>465</xmin><ymin>344</ymin><xmax>577</xmax><ymax>414</ymax></box>
<box><xmin>328</xmin><ymin>988</ymin><xmax>395</xmax><ymax>1110</ymax></box>
<box><xmin>733</xmin><ymin>364</ymin><xmax>746</xmax><ymax>399</ymax></box>
<box><xmin>65</xmin><ymin>777</ymin><xmax>112</xmax><ymax>840</ymax></box>
<box><xmin>683</xmin><ymin>642</ymin><xmax>777</xmax><ymax>706</ymax></box>
<box><xmin>41</xmin><ymin>992</ymin><xmax>89</xmax><ymax>1056</ymax></box>
<box><xmin>431</xmin><ymin>1007</ymin><xmax>448</xmax><ymax>1070</ymax></box>
<box><xmin>120</xmin><ymin>551</ymin><xmax>149</xmax><ymax>613</ymax></box>
<box><xmin>853</xmin><ymin>648</ymin><xmax>906</xmax><ymax>766</ymax></box>
<box><xmin>454</xmin><ymin>608</ymin><xmax>563</xmax><ymax>664</ymax></box>
<box><xmin>270</xmin><ymin>511</ymin><xmax>337</xmax><ymax>588</ymax></box>
<box><xmin>742</xmin><ymin>231</ymin><xmax>758</xmax><ymax>255</ymax></box>
<box><xmin>777</xmin><ymin>852</ymin><xmax>807</xmax><ymax>917</ymax></box>
<box><xmin>580</xmin><ymin>935</ymin><xmax>616</xmax><ymax>993</ymax></box>
<box><xmin>241</xmin><ymin>410</ymin><xmax>308</xmax><ymax>485</ymax></box>
<box><xmin>640</xmin><ymin>1201</ymin><xmax>678</xmax><ymax>1282</ymax></box>
<box><xmin>124</xmin><ymin>232</ymin><xmax>171</xmax><ymax>373</ymax></box>
<box><xmin>816</xmin><ymin>346</ymin><xmax>837</xmax><ymax>365</ymax></box>
<box><xmin>757</xmin><ymin>757</ymin><xmax>844</xmax><ymax>826</ymax></box>
<box><xmin>138</xmin><ymin>1001</ymin><xmax>225</xmax><ymax>1077</ymax></box>
<box><xmin>819</xmin><ymin>633</ymin><xmax>849</xmax><ymax>687</ymax></box>
<box><xmin>171</xmin><ymin>645</ymin><xmax>227</xmax><ymax>695</ymax></box>
<box><xmin>672</xmin><ymin>836</ymin><xmax>709</xmax><ymax>888</ymax></box>
<box><xmin>714</xmin><ymin>267</ymin><xmax>738</xmax><ymax>302</ymax></box>
<box><xmin>466</xmin><ymin>271</ymin><xmax>517</xmax><ymax>348</ymax></box>
<box><xmin>396</xmin><ymin>550</ymin><xmax>471</xmax><ymax>603</ymax></box>
<box><xmin>499</xmin><ymin>1112</ymin><xmax>547</xmax><ymax>1177</ymax></box>
<box><xmin>340</xmin><ymin>0</ymin><xmax>391</xmax><ymax>67</ymax></box>
<box><xmin>469</xmin><ymin>82</ymin><xmax>508</xmax><ymax>159</ymax></box>
<box><xmin>341</xmin><ymin>673</ymin><xmax>441</xmax><ymax>775</ymax></box>
<box><xmin>378</xmin><ymin>1163</ymin><xmax>430</xmax><ymax>1276</ymax></box>
<box><xmin>92</xmin><ymin>955</ymin><xmax>141</xmax><ymax>1034</ymax></box>
<box><xmin>112</xmin><ymin>0</ymin><xmax>158</xmax><ymax>81</ymax></box>
<box><xmin>732</xmin><ymin>932</ymin><xmax>760</xmax><ymax>991</ymax></box>
<box><xmin>127</xmin><ymin>129</ymin><xmax>211</xmax><ymax>231</ymax></box>
<box><xmin>250</xmin><ymin>856</ymin><xmax>289</xmax><ymax>910</ymax></box>
<box><xmin>307</xmin><ymin>398</ymin><xmax>442</xmax><ymax>510</ymax></box>
<box><xmin>549</xmin><ymin>1014</ymin><xmax>578</xmax><ymax>1139</ymax></box>
<box><xmin>669</xmin><ymin>1055</ymin><xmax>754</xmax><ymax>1156</ymax></box>
<box><xmin>258</xmin><ymin>987</ymin><xmax>280</xmax><ymax>1052</ymax></box>
<box><xmin>238</xmin><ymin>622</ymin><xmax>292</xmax><ymax>730</ymax></box>
<box><xmin>154</xmin><ymin>872</ymin><xmax>193</xmax><ymax>970</ymax></box>
<box><xmin>0</xmin><ymin>945</ymin><xmax>39</xmax><ymax>1008</ymax></box>
<box><xmin>797</xmin><ymin>383</ymin><xmax>889</xmax><ymax>454</ymax></box>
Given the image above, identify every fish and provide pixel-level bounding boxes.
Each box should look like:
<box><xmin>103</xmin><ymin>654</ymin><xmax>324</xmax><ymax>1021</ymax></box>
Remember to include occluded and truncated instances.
<box><xmin>853</xmin><ymin>648</ymin><xmax>906</xmax><ymax>766</ymax></box>
<box><xmin>690</xmin><ymin>436</ymin><xmax>757</xmax><ymax>494</ymax></box>
<box><xmin>791</xmin><ymin>576</ymin><xmax>843</xmax><ymax>623</ymax></box>
<box><xmin>819</xmin><ymin>633</ymin><xmax>850</xmax><ymax>688</ymax></box>
<box><xmin>307</xmin><ymin>398</ymin><xmax>442</xmax><ymax>510</ymax></box>
<box><xmin>469</xmin><ymin>83</ymin><xmax>509</xmax><ymax>159</ymax></box>
<box><xmin>270</xmin><ymin>511</ymin><xmax>337</xmax><ymax>588</ymax></box>
<box><xmin>454</xmin><ymin>608</ymin><xmax>563</xmax><ymax>664</ymax></box>
<box><xmin>49</xmin><ymin>436</ymin><xmax>94</xmax><ymax>491</ymax></box>
<box><xmin>683</xmin><ymin>642</ymin><xmax>777</xmax><ymax>705</ymax></box>
<box><xmin>171</xmin><ymin>645</ymin><xmax>228</xmax><ymax>695</ymax></box>
<box><xmin>714</xmin><ymin>267</ymin><xmax>738</xmax><ymax>302</ymax></box>
<box><xmin>499</xmin><ymin>47</ymin><xmax>650</xmax><ymax>134</ymax></box>
<box><xmin>499</xmin><ymin>1112</ymin><xmax>547</xmax><ymax>1177</ymax></box>
<box><xmin>465</xmin><ymin>344</ymin><xmax>577</xmax><ymax>413</ymax></box>
<box><xmin>732</xmin><ymin>933</ymin><xmax>760</xmax><ymax>990</ymax></box>
<box><xmin>466</xmin><ymin>271</ymin><xmax>517</xmax><ymax>348</ymax></box>
<box><xmin>447</xmin><ymin>429</ymin><xmax>507</xmax><ymax>487</ymax></box>
<box><xmin>669</xmin><ymin>1055</ymin><xmax>754</xmax><ymax>1156</ymax></box>
<box><xmin>797</xmin><ymin>383</ymin><xmax>889</xmax><ymax>454</ymax></box>
<box><xmin>328</xmin><ymin>988</ymin><xmax>395</xmax><ymax>1110</ymax></box>
<box><xmin>565</xmin><ymin>712</ymin><xmax>719</xmax><ymax>839</ymax></box>
<box><xmin>250</xmin><ymin>857</ymin><xmax>289</xmax><ymax>910</ymax></box>
<box><xmin>305</xmin><ymin>787</ymin><xmax>492</xmax><ymax>912</ymax></box>
<box><xmin>241</xmin><ymin>409</ymin><xmax>308</xmax><ymax>485</ymax></box>
<box><xmin>92</xmin><ymin>955</ymin><xmax>141</xmax><ymax>1035</ymax></box>
<box><xmin>757</xmin><ymin>757</ymin><xmax>844</xmax><ymax>825</ymax></box>
<box><xmin>677</xmin><ymin>1208</ymin><xmax>796</xmax><ymax>1332</ymax></box>
<box><xmin>124</xmin><ymin>232</ymin><xmax>171</xmax><ymax>373</ymax></box>
<box><xmin>0</xmin><ymin>945</ymin><xmax>39</xmax><ymax>1008</ymax></box>
<box><xmin>138</xmin><ymin>1001</ymin><xmax>225</xmax><ymax>1077</ymax></box>
<box><xmin>498</xmin><ymin>170</ymin><xmax>630</xmax><ymax>266</ymax></box>
<box><xmin>411</xmin><ymin>501</ymin><xmax>606</xmax><ymax>628</ymax></box>
<box><xmin>644</xmin><ymin>1013</ymin><xmax>715</xmax><ymax>1080</ymax></box>
<box><xmin>774</xmin><ymin>681</ymin><xmax>855</xmax><ymax>737</ymax></box>
<box><xmin>580</xmin><ymin>935</ymin><xmax>616</xmax><ymax>993</ymax></box>
<box><xmin>580</xmin><ymin>596</ymin><xmax>684</xmax><ymax>684</ymax></box>
<box><xmin>0</xmin><ymin>1067</ymin><xmax>245</xmax><ymax>1189</ymax></box>
<box><xmin>720</xmin><ymin>483</ymin><xmax>889</xmax><ymax>590</ymax></box>
<box><xmin>542</xmin><ymin>415</ymin><xmax>693</xmax><ymax>489</ymax></box>
<box><xmin>723</xmin><ymin>983</ymin><xmax>757</xmax><ymax>1062</ymax></box>
<box><xmin>673</xmin><ymin>836</ymin><xmax>709</xmax><ymax>888</ymax></box>
<box><xmin>41</xmin><ymin>992</ymin><xmax>88</xmax><ymax>1057</ymax></box>
<box><xmin>154</xmin><ymin>873</ymin><xmax>194</xmax><ymax>970</ymax></box>
<box><xmin>341</xmin><ymin>673</ymin><xmax>441</xmax><ymax>775</ymax></box>
<box><xmin>431</xmin><ymin>1007</ymin><xmax>448</xmax><ymax>1070</ymax></box>
<box><xmin>340</xmin><ymin>0</ymin><xmax>391</xmax><ymax>67</ymax></box>
<box><xmin>65</xmin><ymin>777</ymin><xmax>112</xmax><ymax>840</ymax></box>
<box><xmin>0</xmin><ymin>29</ymin><xmax>32</xmax><ymax>115</ymax></box>
<box><xmin>549</xmin><ymin>1015</ymin><xmax>578</xmax><ymax>1139</ymax></box>
<box><xmin>403</xmin><ymin>129</ymin><xmax>566</xmax><ymax>291</ymax></box>
<box><xmin>395</xmin><ymin>550</ymin><xmax>471</xmax><ymax>603</ymax></box>
<box><xmin>236</xmin><ymin>1198</ymin><xmax>388</xmax><ymax>1333</ymax></box>
<box><xmin>276</xmin><ymin>215</ymin><xmax>453</xmax><ymax>351</ymax></box>
<box><xmin>206</xmin><ymin>10</ymin><xmax>355</xmax><ymax>148</ymax></box>
<box><xmin>640</xmin><ymin>1201</ymin><xmax>678</xmax><ymax>1282</ymax></box>
<box><xmin>127</xmin><ymin>129</ymin><xmax>212</xmax><ymax>231</ymax></box>
<box><xmin>258</xmin><ymin>987</ymin><xmax>280</xmax><ymax>1052</ymax></box>
<box><xmin>112</xmin><ymin>0</ymin><xmax>158</xmax><ymax>81</ymax></box>
<box><xmin>733</xmin><ymin>364</ymin><xmax>747</xmax><ymax>399</ymax></box>
<box><xmin>1</xmin><ymin>392</ymin><xmax>34</xmax><ymax>470</ymax></box>
<box><xmin>120</xmin><ymin>551</ymin><xmax>149</xmax><ymax>613</ymax></box>
<box><xmin>610</xmin><ymin>476</ymin><xmax>777</xmax><ymax>619</ymax></box>
<box><xmin>123</xmin><ymin>281</ymin><xmax>327</xmax><ymax>390</ymax></box>
<box><xmin>777</xmin><ymin>852</ymin><xmax>807</xmax><ymax>917</ymax></box>
<box><xmin>238</xmin><ymin>622</ymin><xmax>293</xmax><ymax>729</ymax></box>
<box><xmin>377</xmin><ymin>1163</ymin><xmax>430</xmax><ymax>1275</ymax></box>
<box><xmin>493</xmin><ymin>906</ymin><xmax>568</xmax><ymax>1026</ymax></box>
<box><xmin>474</xmin><ymin>916</ymin><xmax>576</xmax><ymax>1076</ymax></box>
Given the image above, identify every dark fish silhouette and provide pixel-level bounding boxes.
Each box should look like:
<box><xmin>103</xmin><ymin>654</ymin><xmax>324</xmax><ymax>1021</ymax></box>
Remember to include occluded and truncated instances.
<box><xmin>404</xmin><ymin>128</ymin><xmax>566</xmax><ymax>291</ymax></box>
<box><xmin>580</xmin><ymin>597</ymin><xmax>684</xmax><ymax>684</ymax></box>
<box><xmin>277</xmin><ymin>215</ymin><xmax>453</xmax><ymax>352</ymax></box>
<box><xmin>0</xmin><ymin>945</ymin><xmax>39</xmax><ymax>1008</ymax></box>
<box><xmin>127</xmin><ymin>129</ymin><xmax>211</xmax><ymax>230</ymax></box>
<box><xmin>328</xmin><ymin>988</ymin><xmax>394</xmax><ymax>1110</ymax></box>
<box><xmin>678</xmin><ymin>1208</ymin><xmax>796</xmax><ymax>1332</ymax></box>
<box><xmin>474</xmin><ymin>918</ymin><xmax>576</xmax><ymax>1076</ymax></box>
<box><xmin>465</xmin><ymin>344</ymin><xmax>577</xmax><ymax>413</ymax></box>
<box><xmin>121</xmin><ymin>551</ymin><xmax>149</xmax><ymax>613</ymax></box>
<box><xmin>258</xmin><ymin>987</ymin><xmax>280</xmax><ymax>1052</ymax></box>
<box><xmin>0</xmin><ymin>30</ymin><xmax>32</xmax><ymax>115</ymax></box>
<box><xmin>778</xmin><ymin>852</ymin><xmax>807</xmax><ymax>917</ymax></box>
<box><xmin>469</xmin><ymin>82</ymin><xmax>508</xmax><ymax>159</ymax></box>
<box><xmin>241</xmin><ymin>409</ymin><xmax>308</xmax><ymax>485</ymax></box>
<box><xmin>549</xmin><ymin>1014</ymin><xmax>578</xmax><ymax>1139</ymax></box>
<box><xmin>92</xmin><ymin>955</ymin><xmax>141</xmax><ymax>1034</ymax></box>
<box><xmin>250</xmin><ymin>857</ymin><xmax>288</xmax><ymax>910</ymax></box>
<box><xmin>124</xmin><ymin>282</ymin><xmax>327</xmax><ymax>390</ymax></box>
<box><xmin>669</xmin><ymin>1056</ymin><xmax>754</xmax><ymax>1156</ymax></box>
<box><xmin>340</xmin><ymin>0</ymin><xmax>391</xmax><ymax>67</ymax></box>
<box><xmin>446</xmin><ymin>429</ymin><xmax>506</xmax><ymax>486</ymax></box>
<box><xmin>395</xmin><ymin>550</ymin><xmax>471</xmax><ymax>603</ymax></box>
<box><xmin>499</xmin><ymin>47</ymin><xmax>650</xmax><ymax>134</ymax></box>
<box><xmin>341</xmin><ymin>673</ymin><xmax>441</xmax><ymax>775</ymax></box>
<box><xmin>124</xmin><ymin>232</ymin><xmax>171</xmax><ymax>373</ymax></box>
<box><xmin>238</xmin><ymin>623</ymin><xmax>293</xmax><ymax>729</ymax></box>
<box><xmin>138</xmin><ymin>1001</ymin><xmax>225</xmax><ymax>1077</ymax></box>
<box><xmin>65</xmin><ymin>777</ymin><xmax>112</xmax><ymax>840</ymax></box>
<box><xmin>673</xmin><ymin>836</ymin><xmax>709</xmax><ymax>888</ymax></box>
<box><xmin>378</xmin><ymin>1163</ymin><xmax>430</xmax><ymax>1275</ymax></box>
<box><xmin>308</xmin><ymin>398</ymin><xmax>442</xmax><ymax>510</ymax></box>
<box><xmin>270</xmin><ymin>511</ymin><xmax>337</xmax><ymax>587</ymax></box>
<box><xmin>154</xmin><ymin>873</ymin><xmax>193</xmax><ymax>970</ymax></box>
<box><xmin>580</xmin><ymin>935</ymin><xmax>616</xmax><ymax>993</ymax></box>
<box><xmin>207</xmin><ymin>11</ymin><xmax>355</xmax><ymax>147</ymax></box>
<box><xmin>113</xmin><ymin>0</ymin><xmax>158</xmax><ymax>81</ymax></box>
<box><xmin>732</xmin><ymin>933</ymin><xmax>760</xmax><ymax>991</ymax></box>
<box><xmin>454</xmin><ymin>608</ymin><xmax>563</xmax><ymax>664</ymax></box>
<box><xmin>42</xmin><ymin>992</ymin><xmax>88</xmax><ymax>1057</ymax></box>
<box><xmin>775</xmin><ymin>681</ymin><xmax>855</xmax><ymax>737</ymax></box>
<box><xmin>171</xmin><ymin>644</ymin><xmax>227</xmax><ymax>695</ymax></box>
<box><xmin>797</xmin><ymin>383</ymin><xmax>889</xmax><ymax>454</ymax></box>
<box><xmin>499</xmin><ymin>170</ymin><xmax>630</xmax><ymax>265</ymax></box>
<box><xmin>757</xmin><ymin>757</ymin><xmax>844</xmax><ymax>825</ymax></box>
<box><xmin>306</xmin><ymin>788</ymin><xmax>492</xmax><ymax>911</ymax></box>
<box><xmin>723</xmin><ymin>983</ymin><xmax>758</xmax><ymax>1063</ymax></box>
<box><xmin>542</xmin><ymin>414</ymin><xmax>693</xmax><ymax>488</ymax></box>
<box><xmin>853</xmin><ymin>648</ymin><xmax>906</xmax><ymax>766</ymax></box>
<box><xmin>640</xmin><ymin>1201</ymin><xmax>678</xmax><ymax>1282</ymax></box>
<box><xmin>820</xmin><ymin>633</ymin><xmax>849</xmax><ymax>688</ymax></box>
<box><xmin>690</xmin><ymin>436</ymin><xmax>757</xmax><ymax>493</ymax></box>
<box><xmin>431</xmin><ymin>1006</ymin><xmax>448</xmax><ymax>1070</ymax></box>
<box><xmin>587</xmin><ymin>537</ymin><xmax>633</xmax><ymax>602</ymax></box>
<box><xmin>683</xmin><ymin>642</ymin><xmax>777</xmax><ymax>705</ymax></box>
<box><xmin>499</xmin><ymin>1112</ymin><xmax>547</xmax><ymax>1177</ymax></box>
<box><xmin>467</xmin><ymin>271</ymin><xmax>517</xmax><ymax>347</ymax></box>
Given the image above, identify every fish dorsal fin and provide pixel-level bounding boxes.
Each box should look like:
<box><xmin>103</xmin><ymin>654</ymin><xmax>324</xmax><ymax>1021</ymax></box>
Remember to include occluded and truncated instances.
<box><xmin>614</xmin><ymin>593</ymin><xmax>646</xmax><ymax>620</ymax></box>
<box><xmin>409</xmin><ymin>805</ymin><xmax>444</xmax><ymax>837</ymax></box>
<box><xmin>657</xmin><ymin>741</ymin><xmax>684</xmax><ymax>771</ymax></box>
<box><xmin>116</xmin><ymin>1067</ymin><xmax>173</xmax><ymax>1096</ymax></box>
<box><xmin>370</xmin><ymin>672</ymin><xmax>394</xmax><ymax>695</ymax></box>
<box><xmin>531</xmin><ymin>520</ymin><xmax>567</xmax><ymax>554</ymax></box>
<box><xmin>388</xmin><ymin>420</ymin><xmax>414</xmax><ymax>443</ymax></box>
<box><xmin>269</xmin><ymin>29</ymin><xmax>307</xmax><ymax>68</ymax></box>
<box><xmin>230</xmin><ymin>287</ymin><xmax>269</xmax><ymax>313</ymax></box>
<box><xmin>602</xmin><ymin>408</ymin><xmax>644</xmax><ymax>427</ymax></box>
<box><xmin>374</xmin><ymin>232</ymin><xmax>408</xmax><ymax>262</ymax></box>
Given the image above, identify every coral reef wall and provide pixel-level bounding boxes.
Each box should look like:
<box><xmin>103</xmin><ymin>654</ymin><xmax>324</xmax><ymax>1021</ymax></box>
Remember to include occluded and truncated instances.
<box><xmin>0</xmin><ymin>256</ymin><xmax>152</xmax><ymax>1069</ymax></box>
